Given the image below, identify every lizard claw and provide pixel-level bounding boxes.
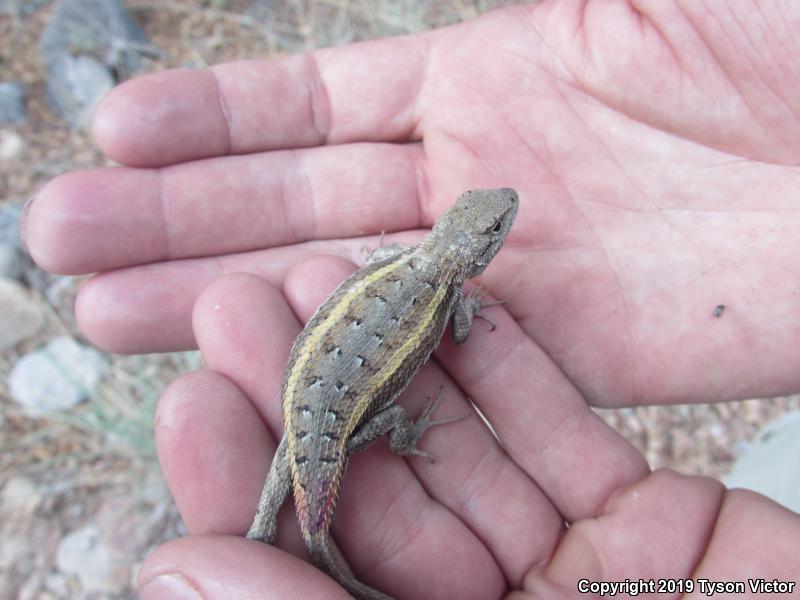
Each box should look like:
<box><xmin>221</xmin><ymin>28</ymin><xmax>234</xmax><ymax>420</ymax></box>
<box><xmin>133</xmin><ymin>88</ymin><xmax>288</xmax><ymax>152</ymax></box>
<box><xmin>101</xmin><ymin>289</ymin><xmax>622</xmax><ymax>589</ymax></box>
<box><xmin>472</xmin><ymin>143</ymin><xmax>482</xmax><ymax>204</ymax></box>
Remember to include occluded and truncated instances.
<box><xmin>464</xmin><ymin>287</ymin><xmax>504</xmax><ymax>332</ymax></box>
<box><xmin>409</xmin><ymin>448</ymin><xmax>436</xmax><ymax>464</ymax></box>
<box><xmin>360</xmin><ymin>231</ymin><xmax>386</xmax><ymax>261</ymax></box>
<box><xmin>406</xmin><ymin>387</ymin><xmax>471</xmax><ymax>462</ymax></box>
<box><xmin>475</xmin><ymin>312</ymin><xmax>498</xmax><ymax>331</ymax></box>
<box><xmin>418</xmin><ymin>387</ymin><xmax>471</xmax><ymax>426</ymax></box>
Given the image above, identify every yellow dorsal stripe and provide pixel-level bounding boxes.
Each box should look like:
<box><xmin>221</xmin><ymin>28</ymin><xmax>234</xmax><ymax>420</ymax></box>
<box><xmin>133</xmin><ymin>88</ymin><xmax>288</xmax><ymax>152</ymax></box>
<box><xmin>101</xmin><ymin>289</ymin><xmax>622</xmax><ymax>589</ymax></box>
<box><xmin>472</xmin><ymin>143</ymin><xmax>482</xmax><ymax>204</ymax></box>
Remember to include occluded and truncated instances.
<box><xmin>284</xmin><ymin>258</ymin><xmax>407</xmax><ymax>453</ymax></box>
<box><xmin>342</xmin><ymin>283</ymin><xmax>449</xmax><ymax>436</ymax></box>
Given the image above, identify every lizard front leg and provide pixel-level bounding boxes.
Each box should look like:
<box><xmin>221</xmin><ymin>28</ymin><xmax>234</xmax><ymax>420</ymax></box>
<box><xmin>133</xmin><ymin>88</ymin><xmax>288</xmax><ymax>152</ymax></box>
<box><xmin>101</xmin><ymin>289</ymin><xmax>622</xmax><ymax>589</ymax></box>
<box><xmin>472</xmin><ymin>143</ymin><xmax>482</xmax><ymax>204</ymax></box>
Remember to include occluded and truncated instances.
<box><xmin>451</xmin><ymin>286</ymin><xmax>501</xmax><ymax>344</ymax></box>
<box><xmin>246</xmin><ymin>435</ymin><xmax>291</xmax><ymax>543</ymax></box>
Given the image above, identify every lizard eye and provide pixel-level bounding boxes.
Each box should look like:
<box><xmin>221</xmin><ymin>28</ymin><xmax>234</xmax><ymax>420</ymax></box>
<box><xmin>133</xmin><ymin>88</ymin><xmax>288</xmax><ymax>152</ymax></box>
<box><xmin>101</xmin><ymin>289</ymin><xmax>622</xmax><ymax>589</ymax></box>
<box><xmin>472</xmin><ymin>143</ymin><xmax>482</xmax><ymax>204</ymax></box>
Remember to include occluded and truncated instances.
<box><xmin>491</xmin><ymin>221</ymin><xmax>504</xmax><ymax>233</ymax></box>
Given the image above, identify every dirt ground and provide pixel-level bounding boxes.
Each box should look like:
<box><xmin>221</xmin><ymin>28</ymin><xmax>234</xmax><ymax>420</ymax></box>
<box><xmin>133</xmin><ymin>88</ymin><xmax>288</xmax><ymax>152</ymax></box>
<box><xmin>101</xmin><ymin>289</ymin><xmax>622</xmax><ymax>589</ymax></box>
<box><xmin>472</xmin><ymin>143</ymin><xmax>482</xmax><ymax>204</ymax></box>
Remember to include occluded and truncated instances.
<box><xmin>1</xmin><ymin>2</ymin><xmax>798</xmax><ymax>598</ymax></box>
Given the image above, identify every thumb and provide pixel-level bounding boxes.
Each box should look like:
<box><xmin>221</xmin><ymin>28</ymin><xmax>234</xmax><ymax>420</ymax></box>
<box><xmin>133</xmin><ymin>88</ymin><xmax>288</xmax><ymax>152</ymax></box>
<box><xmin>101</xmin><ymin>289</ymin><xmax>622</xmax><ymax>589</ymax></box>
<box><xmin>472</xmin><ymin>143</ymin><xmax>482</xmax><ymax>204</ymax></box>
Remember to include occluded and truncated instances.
<box><xmin>138</xmin><ymin>535</ymin><xmax>349</xmax><ymax>600</ymax></box>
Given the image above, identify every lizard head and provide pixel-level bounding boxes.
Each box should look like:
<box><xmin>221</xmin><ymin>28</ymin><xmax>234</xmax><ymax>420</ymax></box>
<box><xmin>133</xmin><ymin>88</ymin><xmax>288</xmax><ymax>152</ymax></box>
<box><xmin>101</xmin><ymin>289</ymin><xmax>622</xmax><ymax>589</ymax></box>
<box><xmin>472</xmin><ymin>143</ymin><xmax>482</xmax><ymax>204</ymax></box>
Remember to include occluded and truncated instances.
<box><xmin>429</xmin><ymin>187</ymin><xmax>518</xmax><ymax>279</ymax></box>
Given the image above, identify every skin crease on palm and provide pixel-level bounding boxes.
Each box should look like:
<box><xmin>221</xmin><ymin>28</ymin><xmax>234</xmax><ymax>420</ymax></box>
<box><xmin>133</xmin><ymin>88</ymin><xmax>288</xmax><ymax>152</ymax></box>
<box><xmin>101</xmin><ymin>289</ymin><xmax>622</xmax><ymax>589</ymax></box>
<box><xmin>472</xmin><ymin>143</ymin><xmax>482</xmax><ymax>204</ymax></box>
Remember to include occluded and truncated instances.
<box><xmin>21</xmin><ymin>0</ymin><xmax>800</xmax><ymax>598</ymax></box>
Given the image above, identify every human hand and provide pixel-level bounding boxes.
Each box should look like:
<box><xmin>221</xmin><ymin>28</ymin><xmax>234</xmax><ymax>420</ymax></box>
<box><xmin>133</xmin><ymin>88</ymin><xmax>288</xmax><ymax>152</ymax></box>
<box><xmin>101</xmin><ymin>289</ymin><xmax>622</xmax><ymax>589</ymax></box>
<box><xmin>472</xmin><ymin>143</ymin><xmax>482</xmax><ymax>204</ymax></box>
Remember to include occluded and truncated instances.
<box><xmin>137</xmin><ymin>265</ymin><xmax>798</xmax><ymax>598</ymax></box>
<box><xmin>24</xmin><ymin>1</ymin><xmax>800</xmax><ymax>409</ymax></box>
<box><xmin>23</xmin><ymin>1</ymin><xmax>800</xmax><ymax>597</ymax></box>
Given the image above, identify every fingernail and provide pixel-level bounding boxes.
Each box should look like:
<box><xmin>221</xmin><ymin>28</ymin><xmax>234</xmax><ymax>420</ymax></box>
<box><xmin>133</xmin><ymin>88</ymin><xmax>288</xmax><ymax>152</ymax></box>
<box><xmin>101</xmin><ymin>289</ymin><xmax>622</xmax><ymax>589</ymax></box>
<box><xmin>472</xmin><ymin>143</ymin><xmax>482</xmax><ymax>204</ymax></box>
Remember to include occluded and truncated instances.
<box><xmin>140</xmin><ymin>574</ymin><xmax>203</xmax><ymax>600</ymax></box>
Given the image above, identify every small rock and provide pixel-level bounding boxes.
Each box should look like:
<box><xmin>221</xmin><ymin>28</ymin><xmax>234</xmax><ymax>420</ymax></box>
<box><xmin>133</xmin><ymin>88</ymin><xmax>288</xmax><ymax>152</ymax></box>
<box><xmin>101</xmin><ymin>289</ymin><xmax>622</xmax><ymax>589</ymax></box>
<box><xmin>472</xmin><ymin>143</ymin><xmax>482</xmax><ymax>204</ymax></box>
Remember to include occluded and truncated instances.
<box><xmin>43</xmin><ymin>572</ymin><xmax>70</xmax><ymax>598</ymax></box>
<box><xmin>0</xmin><ymin>82</ymin><xmax>27</xmax><ymax>124</ymax></box>
<box><xmin>0</xmin><ymin>534</ymin><xmax>33</xmax><ymax>599</ymax></box>
<box><xmin>0</xmin><ymin>278</ymin><xmax>43</xmax><ymax>350</ymax></box>
<box><xmin>0</xmin><ymin>476</ymin><xmax>40</xmax><ymax>517</ymax></box>
<box><xmin>22</xmin><ymin>271</ymin><xmax>81</xmax><ymax>332</ymax></box>
<box><xmin>0</xmin><ymin>129</ymin><xmax>26</xmax><ymax>160</ymax></box>
<box><xmin>43</xmin><ymin>54</ymin><xmax>114</xmax><ymax>128</ymax></box>
<box><xmin>0</xmin><ymin>200</ymin><xmax>24</xmax><ymax>279</ymax></box>
<box><xmin>0</xmin><ymin>199</ymin><xmax>24</xmax><ymax>248</ymax></box>
<box><xmin>0</xmin><ymin>244</ymin><xmax>22</xmax><ymax>280</ymax></box>
<box><xmin>9</xmin><ymin>336</ymin><xmax>108</xmax><ymax>417</ymax></box>
<box><xmin>55</xmin><ymin>524</ymin><xmax>128</xmax><ymax>594</ymax></box>
<box><xmin>0</xmin><ymin>0</ymin><xmax>53</xmax><ymax>18</ymax></box>
<box><xmin>39</xmin><ymin>0</ymin><xmax>156</xmax><ymax>127</ymax></box>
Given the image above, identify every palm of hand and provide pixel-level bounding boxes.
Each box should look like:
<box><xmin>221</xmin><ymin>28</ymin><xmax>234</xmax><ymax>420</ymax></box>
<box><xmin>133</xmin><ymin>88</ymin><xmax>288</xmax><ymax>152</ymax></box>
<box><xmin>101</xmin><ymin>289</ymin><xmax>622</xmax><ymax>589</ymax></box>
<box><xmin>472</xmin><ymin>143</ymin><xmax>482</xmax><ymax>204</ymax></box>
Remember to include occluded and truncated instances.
<box><xmin>422</xmin><ymin>3</ymin><xmax>800</xmax><ymax>409</ymax></box>
<box><xmin>25</xmin><ymin>2</ymin><xmax>800</xmax><ymax>598</ymax></box>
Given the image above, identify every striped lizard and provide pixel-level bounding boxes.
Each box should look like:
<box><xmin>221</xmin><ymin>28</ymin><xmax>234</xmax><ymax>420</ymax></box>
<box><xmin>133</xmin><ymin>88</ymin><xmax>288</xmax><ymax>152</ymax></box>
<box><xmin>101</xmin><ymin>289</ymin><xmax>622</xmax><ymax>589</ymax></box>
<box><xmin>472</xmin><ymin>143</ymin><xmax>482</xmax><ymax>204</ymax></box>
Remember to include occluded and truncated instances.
<box><xmin>246</xmin><ymin>188</ymin><xmax>519</xmax><ymax>599</ymax></box>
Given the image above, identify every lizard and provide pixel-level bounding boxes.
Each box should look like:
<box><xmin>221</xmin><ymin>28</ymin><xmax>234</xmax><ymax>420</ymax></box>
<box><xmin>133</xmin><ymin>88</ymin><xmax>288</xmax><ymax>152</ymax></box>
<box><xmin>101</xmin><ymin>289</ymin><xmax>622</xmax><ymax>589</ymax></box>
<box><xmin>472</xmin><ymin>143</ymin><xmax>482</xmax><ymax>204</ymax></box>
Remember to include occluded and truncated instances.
<box><xmin>246</xmin><ymin>187</ymin><xmax>519</xmax><ymax>599</ymax></box>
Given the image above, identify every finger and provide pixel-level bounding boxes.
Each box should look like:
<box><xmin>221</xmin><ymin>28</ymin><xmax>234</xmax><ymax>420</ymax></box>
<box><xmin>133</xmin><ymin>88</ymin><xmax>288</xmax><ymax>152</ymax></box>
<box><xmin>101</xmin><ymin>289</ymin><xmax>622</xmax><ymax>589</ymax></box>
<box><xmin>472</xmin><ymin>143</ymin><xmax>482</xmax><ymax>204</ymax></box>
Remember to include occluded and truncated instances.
<box><xmin>74</xmin><ymin>234</ymin><xmax>428</xmax><ymax>353</ymax></box>
<box><xmin>285</xmin><ymin>257</ymin><xmax>564</xmax><ymax>583</ymax></box>
<box><xmin>191</xmin><ymin>273</ymin><xmax>296</xmax><ymax>435</ymax></box>
<box><xmin>524</xmin><ymin>470</ymin><xmax>725</xmax><ymax>597</ymax></box>
<box><xmin>138</xmin><ymin>535</ymin><xmax>346</xmax><ymax>600</ymax></box>
<box><xmin>25</xmin><ymin>142</ymin><xmax>424</xmax><ymax>275</ymax></box>
<box><xmin>192</xmin><ymin>271</ymin><xmax>505</xmax><ymax>599</ymax></box>
<box><xmin>156</xmin><ymin>275</ymin><xmax>320</xmax><ymax>559</ymax></box>
<box><xmin>435</xmin><ymin>296</ymin><xmax>649</xmax><ymax>522</ymax></box>
<box><xmin>693</xmin><ymin>488</ymin><xmax>800</xmax><ymax>579</ymax></box>
<box><xmin>94</xmin><ymin>32</ymin><xmax>431</xmax><ymax>167</ymax></box>
<box><xmin>155</xmin><ymin>369</ymin><xmax>302</xmax><ymax>555</ymax></box>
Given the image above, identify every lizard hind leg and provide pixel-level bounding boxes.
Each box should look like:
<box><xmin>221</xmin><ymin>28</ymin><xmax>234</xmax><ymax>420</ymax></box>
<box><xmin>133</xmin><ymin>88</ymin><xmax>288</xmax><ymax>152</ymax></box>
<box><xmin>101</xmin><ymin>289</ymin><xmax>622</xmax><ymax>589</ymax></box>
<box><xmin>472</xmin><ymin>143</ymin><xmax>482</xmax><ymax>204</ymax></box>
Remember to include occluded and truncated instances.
<box><xmin>246</xmin><ymin>436</ymin><xmax>291</xmax><ymax>544</ymax></box>
<box><xmin>345</xmin><ymin>387</ymin><xmax>470</xmax><ymax>463</ymax></box>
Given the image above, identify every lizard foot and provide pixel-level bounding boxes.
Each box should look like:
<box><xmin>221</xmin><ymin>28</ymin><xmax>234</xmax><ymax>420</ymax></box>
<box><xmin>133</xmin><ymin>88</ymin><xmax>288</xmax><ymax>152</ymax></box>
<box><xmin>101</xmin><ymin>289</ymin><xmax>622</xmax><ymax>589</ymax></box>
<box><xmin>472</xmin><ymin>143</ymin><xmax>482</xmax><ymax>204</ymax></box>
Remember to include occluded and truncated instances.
<box><xmin>393</xmin><ymin>387</ymin><xmax>471</xmax><ymax>463</ymax></box>
<box><xmin>465</xmin><ymin>287</ymin><xmax>504</xmax><ymax>331</ymax></box>
<box><xmin>360</xmin><ymin>230</ymin><xmax>386</xmax><ymax>261</ymax></box>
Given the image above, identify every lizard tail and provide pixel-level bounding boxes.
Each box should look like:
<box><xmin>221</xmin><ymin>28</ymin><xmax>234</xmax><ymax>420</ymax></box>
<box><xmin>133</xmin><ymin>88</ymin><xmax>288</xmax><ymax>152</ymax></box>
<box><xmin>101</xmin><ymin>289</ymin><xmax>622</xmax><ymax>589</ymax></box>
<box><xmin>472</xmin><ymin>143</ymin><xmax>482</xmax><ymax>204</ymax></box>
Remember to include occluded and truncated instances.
<box><xmin>308</xmin><ymin>532</ymin><xmax>393</xmax><ymax>600</ymax></box>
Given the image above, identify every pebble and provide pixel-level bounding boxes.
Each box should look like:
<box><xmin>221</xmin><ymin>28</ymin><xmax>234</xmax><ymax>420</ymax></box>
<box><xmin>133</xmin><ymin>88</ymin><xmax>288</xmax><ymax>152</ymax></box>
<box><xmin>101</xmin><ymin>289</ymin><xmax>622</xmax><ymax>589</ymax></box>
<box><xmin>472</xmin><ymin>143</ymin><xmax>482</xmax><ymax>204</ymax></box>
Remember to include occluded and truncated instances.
<box><xmin>0</xmin><ymin>82</ymin><xmax>27</xmax><ymax>124</ymax></box>
<box><xmin>55</xmin><ymin>524</ymin><xmax>128</xmax><ymax>594</ymax></box>
<box><xmin>39</xmin><ymin>0</ymin><xmax>154</xmax><ymax>127</ymax></box>
<box><xmin>0</xmin><ymin>199</ymin><xmax>25</xmax><ymax>280</ymax></box>
<box><xmin>0</xmin><ymin>278</ymin><xmax>43</xmax><ymax>351</ymax></box>
<box><xmin>0</xmin><ymin>129</ymin><xmax>27</xmax><ymax>161</ymax></box>
<box><xmin>0</xmin><ymin>0</ymin><xmax>53</xmax><ymax>18</ymax></box>
<box><xmin>9</xmin><ymin>336</ymin><xmax>108</xmax><ymax>416</ymax></box>
<box><xmin>0</xmin><ymin>476</ymin><xmax>40</xmax><ymax>517</ymax></box>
